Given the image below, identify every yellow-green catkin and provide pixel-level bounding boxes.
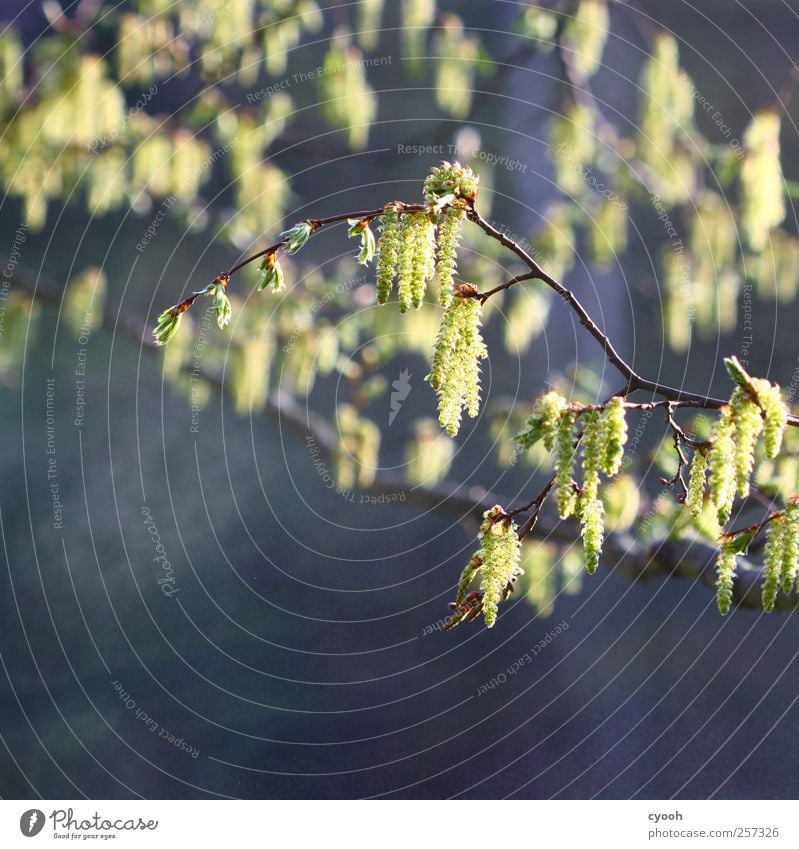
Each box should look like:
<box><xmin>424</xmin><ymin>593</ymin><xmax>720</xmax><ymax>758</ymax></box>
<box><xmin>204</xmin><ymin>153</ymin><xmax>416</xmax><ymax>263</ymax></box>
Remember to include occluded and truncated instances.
<box><xmin>598</xmin><ymin>397</ymin><xmax>628</xmax><ymax>476</ymax></box>
<box><xmin>435</xmin><ymin>206</ymin><xmax>465</xmax><ymax>307</ymax></box>
<box><xmin>580</xmin><ymin>411</ymin><xmax>603</xmax><ymax>500</ymax></box>
<box><xmin>762</xmin><ymin>518</ymin><xmax>785</xmax><ymax>612</ymax></box>
<box><xmin>753</xmin><ymin>377</ymin><xmax>788</xmax><ymax>457</ymax></box>
<box><xmin>405</xmin><ymin>417</ymin><xmax>455</xmax><ymax>485</ymax></box>
<box><xmin>397</xmin><ymin>212</ymin><xmax>436</xmax><ymax>311</ymax></box>
<box><xmin>716</xmin><ymin>542</ymin><xmax>738</xmax><ymax>615</ymax></box>
<box><xmin>781</xmin><ymin>499</ymin><xmax>799</xmax><ymax>594</ymax></box>
<box><xmin>427</xmin><ymin>287</ymin><xmax>487</xmax><ymax>436</ymax></box>
<box><xmin>579</xmin><ymin>492</ymin><xmax>605</xmax><ymax>574</ymax></box>
<box><xmin>537</xmin><ymin>391</ymin><xmax>568</xmax><ymax>451</ymax></box>
<box><xmin>686</xmin><ymin>449</ymin><xmax>708</xmax><ymax>517</ymax></box>
<box><xmin>375</xmin><ymin>204</ymin><xmax>401</xmax><ymax>304</ymax></box>
<box><xmin>555</xmin><ymin>411</ymin><xmax>578</xmax><ymax>518</ymax></box>
<box><xmin>709</xmin><ymin>405</ymin><xmax>736</xmax><ymax>524</ymax></box>
<box><xmin>579</xmin><ymin>411</ymin><xmax>605</xmax><ymax>572</ymax></box>
<box><xmin>731</xmin><ymin>389</ymin><xmax>764</xmax><ymax>499</ymax></box>
<box><xmin>478</xmin><ymin>506</ymin><xmax>522</xmax><ymax>628</ymax></box>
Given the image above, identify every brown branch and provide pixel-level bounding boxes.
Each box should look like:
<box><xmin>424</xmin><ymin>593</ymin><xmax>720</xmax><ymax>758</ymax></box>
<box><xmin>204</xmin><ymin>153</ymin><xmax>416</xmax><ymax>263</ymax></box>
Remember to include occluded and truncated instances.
<box><xmin>6</xmin><ymin>255</ymin><xmax>796</xmax><ymax>613</ymax></box>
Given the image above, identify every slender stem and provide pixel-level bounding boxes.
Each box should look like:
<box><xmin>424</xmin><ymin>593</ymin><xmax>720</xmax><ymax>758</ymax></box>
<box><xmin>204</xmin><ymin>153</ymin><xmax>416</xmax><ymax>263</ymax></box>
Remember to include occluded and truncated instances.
<box><xmin>478</xmin><ymin>271</ymin><xmax>536</xmax><ymax>302</ymax></box>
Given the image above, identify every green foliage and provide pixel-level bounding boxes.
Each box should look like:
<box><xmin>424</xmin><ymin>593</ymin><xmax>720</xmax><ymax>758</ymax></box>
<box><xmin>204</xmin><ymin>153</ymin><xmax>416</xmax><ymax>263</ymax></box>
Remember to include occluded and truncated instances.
<box><xmin>600</xmin><ymin>475</ymin><xmax>640</xmax><ymax>533</ymax></box>
<box><xmin>335</xmin><ymin>404</ymin><xmax>381</xmax><ymax>489</ymax></box>
<box><xmin>228</xmin><ymin>335</ymin><xmax>274</xmax><ymax>414</ymax></box>
<box><xmin>402</xmin><ymin>0</ymin><xmax>436</xmax><ymax>75</ymax></box>
<box><xmin>561</xmin><ymin>0</ymin><xmax>609</xmax><ymax>79</ymax></box>
<box><xmin>281</xmin><ymin>221</ymin><xmax>314</xmax><ymax>254</ymax></box>
<box><xmin>357</xmin><ymin>0</ymin><xmax>384</xmax><ymax>50</ymax></box>
<box><xmin>434</xmin><ymin>14</ymin><xmax>481</xmax><ymax>118</ymax></box>
<box><xmin>211</xmin><ymin>280</ymin><xmax>232</xmax><ymax>329</ymax></box>
<box><xmin>153</xmin><ymin>307</ymin><xmax>184</xmax><ymax>347</ymax></box>
<box><xmin>405</xmin><ymin>418</ymin><xmax>455</xmax><ymax>485</ymax></box>
<box><xmin>740</xmin><ymin>111</ymin><xmax>785</xmax><ymax>252</ymax></box>
<box><xmin>348</xmin><ymin>218</ymin><xmax>376</xmax><ymax>266</ymax></box>
<box><xmin>518</xmin><ymin>542</ymin><xmax>558</xmax><ymax>618</ymax></box>
<box><xmin>503</xmin><ymin>287</ymin><xmax>551</xmax><ymax>354</ymax></box>
<box><xmin>257</xmin><ymin>254</ymin><xmax>285</xmax><ymax>292</ymax></box>
<box><xmin>589</xmin><ymin>198</ymin><xmax>628</xmax><ymax>268</ymax></box>
<box><xmin>637</xmin><ymin>32</ymin><xmax>695</xmax><ymax>204</ymax></box>
<box><xmin>550</xmin><ymin>104</ymin><xmax>596</xmax><ymax>196</ymax></box>
<box><xmin>63</xmin><ymin>268</ymin><xmax>107</xmax><ymax>340</ymax></box>
<box><xmin>319</xmin><ymin>28</ymin><xmax>377</xmax><ymax>149</ymax></box>
<box><xmin>746</xmin><ymin>229</ymin><xmax>799</xmax><ymax>301</ymax></box>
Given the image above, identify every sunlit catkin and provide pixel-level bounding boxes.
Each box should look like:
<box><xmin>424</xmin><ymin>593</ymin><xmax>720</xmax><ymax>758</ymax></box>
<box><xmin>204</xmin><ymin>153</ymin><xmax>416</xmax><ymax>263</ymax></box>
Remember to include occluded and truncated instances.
<box><xmin>580</xmin><ymin>411</ymin><xmax>603</xmax><ymax>501</ymax></box>
<box><xmin>731</xmin><ymin>390</ymin><xmax>763</xmax><ymax>498</ymax></box>
<box><xmin>578</xmin><ymin>411</ymin><xmax>605</xmax><ymax>572</ymax></box>
<box><xmin>578</xmin><ymin>492</ymin><xmax>604</xmax><ymax>574</ymax></box>
<box><xmin>397</xmin><ymin>212</ymin><xmax>436</xmax><ymax>311</ymax></box>
<box><xmin>555</xmin><ymin>411</ymin><xmax>578</xmax><ymax>518</ymax></box>
<box><xmin>762</xmin><ymin>518</ymin><xmax>785</xmax><ymax>612</ymax></box>
<box><xmin>709</xmin><ymin>405</ymin><xmax>736</xmax><ymax>524</ymax></box>
<box><xmin>427</xmin><ymin>286</ymin><xmax>487</xmax><ymax>436</ymax></box>
<box><xmin>478</xmin><ymin>506</ymin><xmax>522</xmax><ymax>628</ymax></box>
<box><xmin>686</xmin><ymin>449</ymin><xmax>708</xmax><ymax>517</ymax></box>
<box><xmin>716</xmin><ymin>542</ymin><xmax>738</xmax><ymax>615</ymax></box>
<box><xmin>375</xmin><ymin>204</ymin><xmax>401</xmax><ymax>304</ymax></box>
<box><xmin>537</xmin><ymin>391</ymin><xmax>568</xmax><ymax>451</ymax></box>
<box><xmin>435</xmin><ymin>206</ymin><xmax>465</xmax><ymax>307</ymax></box>
<box><xmin>753</xmin><ymin>377</ymin><xmax>788</xmax><ymax>457</ymax></box>
<box><xmin>598</xmin><ymin>397</ymin><xmax>628</xmax><ymax>477</ymax></box>
<box><xmin>781</xmin><ymin>499</ymin><xmax>799</xmax><ymax>594</ymax></box>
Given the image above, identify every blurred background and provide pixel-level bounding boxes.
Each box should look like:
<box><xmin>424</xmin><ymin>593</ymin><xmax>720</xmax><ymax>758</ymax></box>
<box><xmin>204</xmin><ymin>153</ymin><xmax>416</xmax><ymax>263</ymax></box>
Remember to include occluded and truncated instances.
<box><xmin>1</xmin><ymin>0</ymin><xmax>799</xmax><ymax>799</ymax></box>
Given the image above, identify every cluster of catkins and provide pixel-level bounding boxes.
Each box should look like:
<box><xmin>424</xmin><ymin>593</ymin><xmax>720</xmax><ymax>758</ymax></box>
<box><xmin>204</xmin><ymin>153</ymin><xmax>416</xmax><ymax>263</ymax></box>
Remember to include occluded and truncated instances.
<box><xmin>372</xmin><ymin>163</ymin><xmax>488</xmax><ymax>436</ymax></box>
<box><xmin>535</xmin><ymin>393</ymin><xmax>628</xmax><ymax>573</ymax></box>
<box><xmin>374</xmin><ymin>161</ymin><xmax>478</xmax><ymax>311</ymax></box>
<box><xmin>455</xmin><ymin>506</ymin><xmax>523</xmax><ymax>628</ymax></box>
<box><xmin>684</xmin><ymin>358</ymin><xmax>790</xmax><ymax>613</ymax></box>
